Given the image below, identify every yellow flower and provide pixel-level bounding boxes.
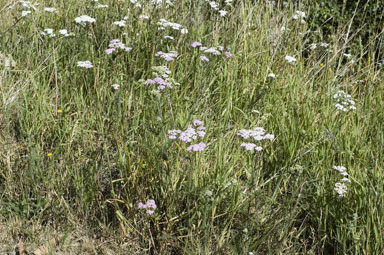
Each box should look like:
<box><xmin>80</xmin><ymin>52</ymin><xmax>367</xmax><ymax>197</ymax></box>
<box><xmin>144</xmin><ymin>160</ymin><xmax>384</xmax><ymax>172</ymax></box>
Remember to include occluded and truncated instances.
<box><xmin>57</xmin><ymin>109</ymin><xmax>63</xmax><ymax>114</ymax></box>
<box><xmin>47</xmin><ymin>152</ymin><xmax>53</xmax><ymax>157</ymax></box>
<box><xmin>320</xmin><ymin>63</ymin><xmax>324</xmax><ymax>67</ymax></box>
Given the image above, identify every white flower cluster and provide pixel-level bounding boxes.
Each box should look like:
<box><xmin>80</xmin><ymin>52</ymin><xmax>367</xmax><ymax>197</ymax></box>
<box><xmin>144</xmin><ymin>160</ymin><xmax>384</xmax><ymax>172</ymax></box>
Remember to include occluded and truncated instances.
<box><xmin>77</xmin><ymin>60</ymin><xmax>94</xmax><ymax>69</ymax></box>
<box><xmin>155</xmin><ymin>50</ymin><xmax>178</xmax><ymax>61</ymax></box>
<box><xmin>95</xmin><ymin>3</ymin><xmax>108</xmax><ymax>8</ymax></box>
<box><xmin>285</xmin><ymin>55</ymin><xmax>297</xmax><ymax>63</ymax></box>
<box><xmin>130</xmin><ymin>0</ymin><xmax>172</xmax><ymax>8</ymax></box>
<box><xmin>333</xmin><ymin>166</ymin><xmax>351</xmax><ymax>197</ymax></box>
<box><xmin>293</xmin><ymin>10</ymin><xmax>306</xmax><ymax>23</ymax></box>
<box><xmin>200</xmin><ymin>46</ymin><xmax>222</xmax><ymax>55</ymax></box>
<box><xmin>168</xmin><ymin>120</ymin><xmax>207</xmax><ymax>152</ymax></box>
<box><xmin>205</xmin><ymin>0</ymin><xmax>230</xmax><ymax>17</ymax></box>
<box><xmin>238</xmin><ymin>127</ymin><xmax>274</xmax><ymax>151</ymax></box>
<box><xmin>333</xmin><ymin>90</ymin><xmax>356</xmax><ymax>112</ymax></box>
<box><xmin>74</xmin><ymin>15</ymin><xmax>96</xmax><ymax>26</ymax></box>
<box><xmin>44</xmin><ymin>7</ymin><xmax>56</xmax><ymax>13</ymax></box>
<box><xmin>41</xmin><ymin>28</ymin><xmax>72</xmax><ymax>37</ymax></box>
<box><xmin>41</xmin><ymin>28</ymin><xmax>55</xmax><ymax>37</ymax></box>
<box><xmin>113</xmin><ymin>20</ymin><xmax>126</xmax><ymax>27</ymax></box>
<box><xmin>310</xmin><ymin>42</ymin><xmax>330</xmax><ymax>50</ymax></box>
<box><xmin>105</xmin><ymin>39</ymin><xmax>132</xmax><ymax>55</ymax></box>
<box><xmin>157</xmin><ymin>19</ymin><xmax>188</xmax><ymax>34</ymax></box>
<box><xmin>14</xmin><ymin>0</ymin><xmax>38</xmax><ymax>17</ymax></box>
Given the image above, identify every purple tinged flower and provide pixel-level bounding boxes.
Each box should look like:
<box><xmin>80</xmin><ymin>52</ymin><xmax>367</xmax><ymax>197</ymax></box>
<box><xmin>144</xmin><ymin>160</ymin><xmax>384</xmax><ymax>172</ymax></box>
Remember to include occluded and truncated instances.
<box><xmin>187</xmin><ymin>142</ymin><xmax>207</xmax><ymax>151</ymax></box>
<box><xmin>241</xmin><ymin>143</ymin><xmax>256</xmax><ymax>151</ymax></box>
<box><xmin>193</xmin><ymin>120</ymin><xmax>204</xmax><ymax>126</ymax></box>
<box><xmin>105</xmin><ymin>48</ymin><xmax>115</xmax><ymax>54</ymax></box>
<box><xmin>146</xmin><ymin>210</ymin><xmax>155</xmax><ymax>215</ymax></box>
<box><xmin>197</xmin><ymin>131</ymin><xmax>206</xmax><ymax>137</ymax></box>
<box><xmin>146</xmin><ymin>200</ymin><xmax>157</xmax><ymax>209</ymax></box>
<box><xmin>155</xmin><ymin>51</ymin><xmax>178</xmax><ymax>61</ymax></box>
<box><xmin>191</xmin><ymin>41</ymin><xmax>202</xmax><ymax>48</ymax></box>
<box><xmin>200</xmin><ymin>55</ymin><xmax>209</xmax><ymax>62</ymax></box>
<box><xmin>138</xmin><ymin>202</ymin><xmax>146</xmax><ymax>209</ymax></box>
<box><xmin>224</xmin><ymin>51</ymin><xmax>232</xmax><ymax>58</ymax></box>
<box><xmin>145</xmin><ymin>79</ymin><xmax>156</xmax><ymax>85</ymax></box>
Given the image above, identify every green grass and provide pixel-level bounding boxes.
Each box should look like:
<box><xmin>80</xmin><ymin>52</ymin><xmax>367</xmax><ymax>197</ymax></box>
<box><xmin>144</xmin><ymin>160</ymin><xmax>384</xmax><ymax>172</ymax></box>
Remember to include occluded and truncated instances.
<box><xmin>1</xmin><ymin>0</ymin><xmax>384</xmax><ymax>254</ymax></box>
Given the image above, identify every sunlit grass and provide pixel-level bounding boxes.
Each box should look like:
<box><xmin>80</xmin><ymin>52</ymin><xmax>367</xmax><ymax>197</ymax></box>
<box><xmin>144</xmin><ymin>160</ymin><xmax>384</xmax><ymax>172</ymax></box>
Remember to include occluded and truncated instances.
<box><xmin>1</xmin><ymin>0</ymin><xmax>384</xmax><ymax>254</ymax></box>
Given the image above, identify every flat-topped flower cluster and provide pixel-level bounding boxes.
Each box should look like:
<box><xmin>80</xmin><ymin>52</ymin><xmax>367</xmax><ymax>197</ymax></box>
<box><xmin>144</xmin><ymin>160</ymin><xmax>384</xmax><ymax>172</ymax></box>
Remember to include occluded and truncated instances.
<box><xmin>238</xmin><ymin>127</ymin><xmax>274</xmax><ymax>151</ymax></box>
<box><xmin>334</xmin><ymin>90</ymin><xmax>356</xmax><ymax>112</ymax></box>
<box><xmin>168</xmin><ymin>120</ymin><xmax>207</xmax><ymax>151</ymax></box>
<box><xmin>144</xmin><ymin>66</ymin><xmax>179</xmax><ymax>92</ymax></box>
<box><xmin>105</xmin><ymin>39</ymin><xmax>132</xmax><ymax>55</ymax></box>
<box><xmin>333</xmin><ymin>166</ymin><xmax>351</xmax><ymax>197</ymax></box>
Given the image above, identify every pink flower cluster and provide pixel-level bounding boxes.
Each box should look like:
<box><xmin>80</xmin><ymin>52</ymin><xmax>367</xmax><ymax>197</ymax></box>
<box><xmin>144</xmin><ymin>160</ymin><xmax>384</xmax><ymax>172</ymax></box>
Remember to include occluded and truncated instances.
<box><xmin>138</xmin><ymin>199</ymin><xmax>157</xmax><ymax>215</ymax></box>
<box><xmin>105</xmin><ymin>39</ymin><xmax>132</xmax><ymax>55</ymax></box>
<box><xmin>168</xmin><ymin>120</ymin><xmax>207</xmax><ymax>151</ymax></box>
<box><xmin>145</xmin><ymin>77</ymin><xmax>172</xmax><ymax>91</ymax></box>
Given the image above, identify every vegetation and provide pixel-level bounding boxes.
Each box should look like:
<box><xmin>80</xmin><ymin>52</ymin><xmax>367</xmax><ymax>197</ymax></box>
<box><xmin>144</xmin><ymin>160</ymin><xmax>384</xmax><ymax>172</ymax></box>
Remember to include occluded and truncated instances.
<box><xmin>1</xmin><ymin>0</ymin><xmax>383</xmax><ymax>254</ymax></box>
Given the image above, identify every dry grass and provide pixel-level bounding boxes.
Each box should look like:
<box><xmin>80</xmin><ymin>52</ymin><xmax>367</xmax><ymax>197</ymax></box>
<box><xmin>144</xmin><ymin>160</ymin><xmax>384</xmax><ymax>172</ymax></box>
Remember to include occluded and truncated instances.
<box><xmin>0</xmin><ymin>218</ymin><xmax>142</xmax><ymax>254</ymax></box>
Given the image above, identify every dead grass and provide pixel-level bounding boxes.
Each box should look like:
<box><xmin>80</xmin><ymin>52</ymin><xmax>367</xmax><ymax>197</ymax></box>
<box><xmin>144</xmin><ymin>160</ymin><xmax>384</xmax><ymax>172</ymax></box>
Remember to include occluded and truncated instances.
<box><xmin>0</xmin><ymin>218</ymin><xmax>143</xmax><ymax>254</ymax></box>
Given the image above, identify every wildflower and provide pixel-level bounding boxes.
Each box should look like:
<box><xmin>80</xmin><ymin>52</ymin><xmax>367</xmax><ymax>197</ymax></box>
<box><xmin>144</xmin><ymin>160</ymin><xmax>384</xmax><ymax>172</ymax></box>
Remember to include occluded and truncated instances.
<box><xmin>105</xmin><ymin>48</ymin><xmax>115</xmax><ymax>55</ymax></box>
<box><xmin>74</xmin><ymin>15</ymin><xmax>96</xmax><ymax>26</ymax></box>
<box><xmin>293</xmin><ymin>11</ymin><xmax>305</xmax><ymax>20</ymax></box>
<box><xmin>209</xmin><ymin>1</ymin><xmax>219</xmax><ymax>10</ymax></box>
<box><xmin>95</xmin><ymin>4</ymin><xmax>108</xmax><ymax>8</ymax></box>
<box><xmin>219</xmin><ymin>10</ymin><xmax>228</xmax><ymax>16</ymax></box>
<box><xmin>285</xmin><ymin>55</ymin><xmax>297</xmax><ymax>63</ymax></box>
<box><xmin>168</xmin><ymin>120</ymin><xmax>206</xmax><ymax>151</ymax></box>
<box><xmin>57</xmin><ymin>109</ymin><xmax>63</xmax><ymax>114</ymax></box>
<box><xmin>41</xmin><ymin>28</ymin><xmax>56</xmax><ymax>37</ymax></box>
<box><xmin>112</xmin><ymin>84</ymin><xmax>120</xmax><ymax>90</ymax></box>
<box><xmin>268</xmin><ymin>73</ymin><xmax>276</xmax><ymax>78</ymax></box>
<box><xmin>77</xmin><ymin>60</ymin><xmax>93</xmax><ymax>68</ymax></box>
<box><xmin>334</xmin><ymin>182</ymin><xmax>348</xmax><ymax>197</ymax></box>
<box><xmin>106</xmin><ymin>39</ymin><xmax>132</xmax><ymax>54</ymax></box>
<box><xmin>200</xmin><ymin>55</ymin><xmax>209</xmax><ymax>62</ymax></box>
<box><xmin>203</xmin><ymin>47</ymin><xmax>221</xmax><ymax>55</ymax></box>
<box><xmin>163</xmin><ymin>35</ymin><xmax>174</xmax><ymax>40</ymax></box>
<box><xmin>333</xmin><ymin>165</ymin><xmax>346</xmax><ymax>172</ymax></box>
<box><xmin>138</xmin><ymin>199</ymin><xmax>157</xmax><ymax>215</ymax></box>
<box><xmin>310</xmin><ymin>43</ymin><xmax>317</xmax><ymax>50</ymax></box>
<box><xmin>21</xmin><ymin>10</ymin><xmax>31</xmax><ymax>17</ymax></box>
<box><xmin>113</xmin><ymin>20</ymin><xmax>126</xmax><ymax>27</ymax></box>
<box><xmin>187</xmin><ymin>142</ymin><xmax>207</xmax><ymax>151</ymax></box>
<box><xmin>47</xmin><ymin>152</ymin><xmax>53</xmax><ymax>157</ymax></box>
<box><xmin>59</xmin><ymin>29</ymin><xmax>71</xmax><ymax>37</ymax></box>
<box><xmin>333</xmin><ymin>90</ymin><xmax>356</xmax><ymax>112</ymax></box>
<box><xmin>224</xmin><ymin>52</ymin><xmax>232</xmax><ymax>58</ymax></box>
<box><xmin>191</xmin><ymin>41</ymin><xmax>202</xmax><ymax>48</ymax></box>
<box><xmin>181</xmin><ymin>28</ymin><xmax>188</xmax><ymax>34</ymax></box>
<box><xmin>139</xmin><ymin>15</ymin><xmax>149</xmax><ymax>19</ymax></box>
<box><xmin>238</xmin><ymin>127</ymin><xmax>274</xmax><ymax>151</ymax></box>
<box><xmin>155</xmin><ymin>51</ymin><xmax>178</xmax><ymax>61</ymax></box>
<box><xmin>44</xmin><ymin>7</ymin><xmax>56</xmax><ymax>12</ymax></box>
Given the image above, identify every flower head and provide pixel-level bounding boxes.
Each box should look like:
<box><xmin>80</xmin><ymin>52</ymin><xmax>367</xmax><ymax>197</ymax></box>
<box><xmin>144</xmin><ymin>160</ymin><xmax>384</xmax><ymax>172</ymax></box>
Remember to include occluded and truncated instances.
<box><xmin>191</xmin><ymin>41</ymin><xmax>202</xmax><ymax>48</ymax></box>
<box><xmin>285</xmin><ymin>55</ymin><xmax>297</xmax><ymax>63</ymax></box>
<box><xmin>74</xmin><ymin>15</ymin><xmax>96</xmax><ymax>26</ymax></box>
<box><xmin>77</xmin><ymin>60</ymin><xmax>93</xmax><ymax>68</ymax></box>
